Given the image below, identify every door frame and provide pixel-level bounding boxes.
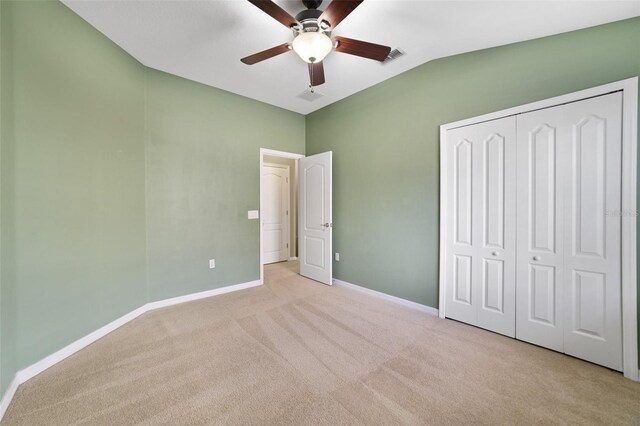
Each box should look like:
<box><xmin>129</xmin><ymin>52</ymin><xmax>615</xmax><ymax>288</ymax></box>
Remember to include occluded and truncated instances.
<box><xmin>260</xmin><ymin>148</ymin><xmax>305</xmax><ymax>285</ymax></box>
<box><xmin>262</xmin><ymin>162</ymin><xmax>291</xmax><ymax>263</ymax></box>
<box><xmin>438</xmin><ymin>77</ymin><xmax>638</xmax><ymax>380</ymax></box>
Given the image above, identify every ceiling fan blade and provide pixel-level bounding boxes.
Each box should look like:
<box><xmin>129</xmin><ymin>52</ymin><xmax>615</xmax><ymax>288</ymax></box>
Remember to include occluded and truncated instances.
<box><xmin>334</xmin><ymin>36</ymin><xmax>391</xmax><ymax>62</ymax></box>
<box><xmin>308</xmin><ymin>62</ymin><xmax>326</xmax><ymax>86</ymax></box>
<box><xmin>248</xmin><ymin>0</ymin><xmax>299</xmax><ymax>28</ymax></box>
<box><xmin>241</xmin><ymin>43</ymin><xmax>291</xmax><ymax>65</ymax></box>
<box><xmin>318</xmin><ymin>0</ymin><xmax>364</xmax><ymax>29</ymax></box>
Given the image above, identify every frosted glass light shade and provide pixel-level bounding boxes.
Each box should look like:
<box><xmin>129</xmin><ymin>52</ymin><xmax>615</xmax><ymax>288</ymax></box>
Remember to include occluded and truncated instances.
<box><xmin>292</xmin><ymin>32</ymin><xmax>332</xmax><ymax>63</ymax></box>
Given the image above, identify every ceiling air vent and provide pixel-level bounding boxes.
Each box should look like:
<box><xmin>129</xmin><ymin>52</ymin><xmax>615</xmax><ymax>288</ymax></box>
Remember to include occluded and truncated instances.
<box><xmin>382</xmin><ymin>48</ymin><xmax>405</xmax><ymax>65</ymax></box>
<box><xmin>297</xmin><ymin>88</ymin><xmax>324</xmax><ymax>102</ymax></box>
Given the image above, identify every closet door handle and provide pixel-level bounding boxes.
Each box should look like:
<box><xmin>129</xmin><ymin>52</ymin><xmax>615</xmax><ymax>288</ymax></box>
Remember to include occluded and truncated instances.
<box><xmin>491</xmin><ymin>251</ymin><xmax>498</xmax><ymax>256</ymax></box>
<box><xmin>533</xmin><ymin>256</ymin><xmax>541</xmax><ymax>261</ymax></box>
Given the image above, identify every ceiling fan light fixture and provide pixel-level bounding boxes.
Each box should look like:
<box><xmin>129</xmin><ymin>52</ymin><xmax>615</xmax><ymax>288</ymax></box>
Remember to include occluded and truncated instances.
<box><xmin>292</xmin><ymin>31</ymin><xmax>332</xmax><ymax>63</ymax></box>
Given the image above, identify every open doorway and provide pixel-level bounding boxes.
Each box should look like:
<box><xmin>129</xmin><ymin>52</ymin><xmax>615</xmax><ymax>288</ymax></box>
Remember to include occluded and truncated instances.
<box><xmin>260</xmin><ymin>148</ymin><xmax>334</xmax><ymax>286</ymax></box>
<box><xmin>260</xmin><ymin>149</ymin><xmax>305</xmax><ymax>284</ymax></box>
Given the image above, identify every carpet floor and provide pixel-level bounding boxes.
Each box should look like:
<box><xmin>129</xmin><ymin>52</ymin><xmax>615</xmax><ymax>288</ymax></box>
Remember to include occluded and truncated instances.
<box><xmin>3</xmin><ymin>261</ymin><xmax>640</xmax><ymax>425</ymax></box>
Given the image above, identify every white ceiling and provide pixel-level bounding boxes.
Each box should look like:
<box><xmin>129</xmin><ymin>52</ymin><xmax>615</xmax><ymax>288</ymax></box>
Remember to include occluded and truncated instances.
<box><xmin>62</xmin><ymin>0</ymin><xmax>639</xmax><ymax>115</ymax></box>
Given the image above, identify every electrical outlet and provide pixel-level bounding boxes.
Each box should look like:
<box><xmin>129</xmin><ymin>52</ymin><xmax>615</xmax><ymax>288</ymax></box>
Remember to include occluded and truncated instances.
<box><xmin>335</xmin><ymin>252</ymin><xmax>340</xmax><ymax>261</ymax></box>
<box><xmin>209</xmin><ymin>259</ymin><xmax>216</xmax><ymax>269</ymax></box>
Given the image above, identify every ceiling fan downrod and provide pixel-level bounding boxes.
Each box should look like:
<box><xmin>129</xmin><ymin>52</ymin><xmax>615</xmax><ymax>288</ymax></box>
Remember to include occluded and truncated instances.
<box><xmin>309</xmin><ymin>58</ymin><xmax>315</xmax><ymax>93</ymax></box>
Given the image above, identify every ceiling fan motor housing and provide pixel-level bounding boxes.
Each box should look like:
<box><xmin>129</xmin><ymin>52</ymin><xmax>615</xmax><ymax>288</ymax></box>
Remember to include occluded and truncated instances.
<box><xmin>301</xmin><ymin>0</ymin><xmax>323</xmax><ymax>10</ymax></box>
<box><xmin>294</xmin><ymin>9</ymin><xmax>324</xmax><ymax>33</ymax></box>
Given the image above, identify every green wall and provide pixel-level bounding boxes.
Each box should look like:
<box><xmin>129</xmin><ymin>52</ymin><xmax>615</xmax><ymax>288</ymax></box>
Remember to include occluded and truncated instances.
<box><xmin>0</xmin><ymin>0</ymin><xmax>304</xmax><ymax>394</ymax></box>
<box><xmin>306</xmin><ymin>17</ymin><xmax>640</xmax><ymax>347</ymax></box>
<box><xmin>0</xmin><ymin>0</ymin><xmax>147</xmax><ymax>393</ymax></box>
<box><xmin>0</xmin><ymin>0</ymin><xmax>10</xmax><ymax>393</ymax></box>
<box><xmin>145</xmin><ymin>69</ymin><xmax>304</xmax><ymax>301</ymax></box>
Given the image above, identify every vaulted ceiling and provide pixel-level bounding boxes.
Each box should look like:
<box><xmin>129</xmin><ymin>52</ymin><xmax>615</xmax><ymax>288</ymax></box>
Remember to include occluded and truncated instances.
<box><xmin>62</xmin><ymin>0</ymin><xmax>639</xmax><ymax>114</ymax></box>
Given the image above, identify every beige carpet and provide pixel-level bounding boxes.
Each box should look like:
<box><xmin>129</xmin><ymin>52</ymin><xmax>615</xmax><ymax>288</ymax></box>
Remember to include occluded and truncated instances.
<box><xmin>3</xmin><ymin>261</ymin><xmax>640</xmax><ymax>425</ymax></box>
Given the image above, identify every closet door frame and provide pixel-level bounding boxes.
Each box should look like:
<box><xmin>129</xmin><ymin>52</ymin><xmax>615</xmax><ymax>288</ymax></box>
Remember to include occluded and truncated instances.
<box><xmin>439</xmin><ymin>77</ymin><xmax>638</xmax><ymax>381</ymax></box>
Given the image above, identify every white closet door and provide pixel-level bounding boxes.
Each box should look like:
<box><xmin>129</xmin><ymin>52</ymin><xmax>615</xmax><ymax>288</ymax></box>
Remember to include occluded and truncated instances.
<box><xmin>517</xmin><ymin>92</ymin><xmax>623</xmax><ymax>370</ymax></box>
<box><xmin>516</xmin><ymin>108</ymin><xmax>566</xmax><ymax>352</ymax></box>
<box><xmin>561</xmin><ymin>92</ymin><xmax>623</xmax><ymax>371</ymax></box>
<box><xmin>445</xmin><ymin>127</ymin><xmax>475</xmax><ymax>325</ymax></box>
<box><xmin>445</xmin><ymin>117</ymin><xmax>516</xmax><ymax>336</ymax></box>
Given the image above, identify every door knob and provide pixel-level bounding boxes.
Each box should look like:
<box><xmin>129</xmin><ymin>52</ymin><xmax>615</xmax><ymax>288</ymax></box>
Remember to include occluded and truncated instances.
<box><xmin>492</xmin><ymin>251</ymin><xmax>498</xmax><ymax>256</ymax></box>
<box><xmin>533</xmin><ymin>256</ymin><xmax>541</xmax><ymax>261</ymax></box>
<box><xmin>322</xmin><ymin>223</ymin><xmax>330</xmax><ymax>228</ymax></box>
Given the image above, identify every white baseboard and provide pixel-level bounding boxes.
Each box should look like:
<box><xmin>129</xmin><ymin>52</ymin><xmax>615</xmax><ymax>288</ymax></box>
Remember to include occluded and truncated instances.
<box><xmin>332</xmin><ymin>279</ymin><xmax>439</xmax><ymax>317</ymax></box>
<box><xmin>288</xmin><ymin>257</ymin><xmax>298</xmax><ymax>261</ymax></box>
<box><xmin>0</xmin><ymin>279</ymin><xmax>261</xmax><ymax>421</ymax></box>
<box><xmin>15</xmin><ymin>305</ymin><xmax>149</xmax><ymax>388</ymax></box>
<box><xmin>145</xmin><ymin>280</ymin><xmax>261</xmax><ymax>310</ymax></box>
<box><xmin>0</xmin><ymin>376</ymin><xmax>20</xmax><ymax>421</ymax></box>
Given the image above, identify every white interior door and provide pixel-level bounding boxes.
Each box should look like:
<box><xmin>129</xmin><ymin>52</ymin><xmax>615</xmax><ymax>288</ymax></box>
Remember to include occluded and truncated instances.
<box><xmin>517</xmin><ymin>92</ymin><xmax>623</xmax><ymax>370</ymax></box>
<box><xmin>560</xmin><ymin>93</ymin><xmax>623</xmax><ymax>371</ymax></box>
<box><xmin>444</xmin><ymin>117</ymin><xmax>516</xmax><ymax>337</ymax></box>
<box><xmin>262</xmin><ymin>165</ymin><xmax>289</xmax><ymax>264</ymax></box>
<box><xmin>516</xmin><ymin>106</ymin><xmax>566</xmax><ymax>352</ymax></box>
<box><xmin>299</xmin><ymin>151</ymin><xmax>332</xmax><ymax>285</ymax></box>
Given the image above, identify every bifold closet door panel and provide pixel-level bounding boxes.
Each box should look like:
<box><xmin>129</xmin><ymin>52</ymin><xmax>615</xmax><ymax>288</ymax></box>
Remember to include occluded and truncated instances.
<box><xmin>445</xmin><ymin>127</ymin><xmax>476</xmax><ymax>326</ymax></box>
<box><xmin>560</xmin><ymin>92</ymin><xmax>623</xmax><ymax>371</ymax></box>
<box><xmin>445</xmin><ymin>117</ymin><xmax>516</xmax><ymax>336</ymax></box>
<box><xmin>515</xmin><ymin>107</ymin><xmax>566</xmax><ymax>352</ymax></box>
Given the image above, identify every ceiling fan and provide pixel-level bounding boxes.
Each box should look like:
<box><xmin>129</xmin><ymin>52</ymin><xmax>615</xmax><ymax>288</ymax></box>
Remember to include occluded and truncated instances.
<box><xmin>241</xmin><ymin>0</ymin><xmax>391</xmax><ymax>90</ymax></box>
